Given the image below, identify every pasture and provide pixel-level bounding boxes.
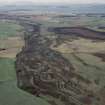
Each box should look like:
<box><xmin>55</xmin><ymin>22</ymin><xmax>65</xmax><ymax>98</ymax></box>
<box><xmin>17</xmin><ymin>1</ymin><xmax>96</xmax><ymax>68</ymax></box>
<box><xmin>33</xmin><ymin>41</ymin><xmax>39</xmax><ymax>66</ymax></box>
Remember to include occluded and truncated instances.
<box><xmin>0</xmin><ymin>21</ymin><xmax>50</xmax><ymax>105</ymax></box>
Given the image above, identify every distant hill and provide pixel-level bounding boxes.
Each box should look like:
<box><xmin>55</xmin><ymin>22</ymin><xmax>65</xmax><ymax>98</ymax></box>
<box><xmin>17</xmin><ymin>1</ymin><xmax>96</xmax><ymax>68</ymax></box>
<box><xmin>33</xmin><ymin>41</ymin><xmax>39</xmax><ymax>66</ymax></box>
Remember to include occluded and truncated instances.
<box><xmin>0</xmin><ymin>3</ymin><xmax>105</xmax><ymax>14</ymax></box>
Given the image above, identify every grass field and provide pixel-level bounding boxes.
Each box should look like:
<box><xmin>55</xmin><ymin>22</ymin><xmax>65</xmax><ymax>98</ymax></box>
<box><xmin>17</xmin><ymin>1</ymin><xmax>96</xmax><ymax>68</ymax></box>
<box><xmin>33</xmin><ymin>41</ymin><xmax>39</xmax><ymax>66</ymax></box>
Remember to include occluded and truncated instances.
<box><xmin>41</xmin><ymin>16</ymin><xmax>105</xmax><ymax>28</ymax></box>
<box><xmin>0</xmin><ymin>37</ymin><xmax>24</xmax><ymax>58</ymax></box>
<box><xmin>0</xmin><ymin>21</ymin><xmax>23</xmax><ymax>39</ymax></box>
<box><xmin>0</xmin><ymin>58</ymin><xmax>15</xmax><ymax>81</ymax></box>
<box><xmin>53</xmin><ymin>38</ymin><xmax>105</xmax><ymax>53</ymax></box>
<box><xmin>0</xmin><ymin>58</ymin><xmax>50</xmax><ymax>105</ymax></box>
<box><xmin>0</xmin><ymin>21</ymin><xmax>50</xmax><ymax>105</ymax></box>
<box><xmin>51</xmin><ymin>36</ymin><xmax>105</xmax><ymax>91</ymax></box>
<box><xmin>0</xmin><ymin>21</ymin><xmax>24</xmax><ymax>58</ymax></box>
<box><xmin>63</xmin><ymin>53</ymin><xmax>105</xmax><ymax>86</ymax></box>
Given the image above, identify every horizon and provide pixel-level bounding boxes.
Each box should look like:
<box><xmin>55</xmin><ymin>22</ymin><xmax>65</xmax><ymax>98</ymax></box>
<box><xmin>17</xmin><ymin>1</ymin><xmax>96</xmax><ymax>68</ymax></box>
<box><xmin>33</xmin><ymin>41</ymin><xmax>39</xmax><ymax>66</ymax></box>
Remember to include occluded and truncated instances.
<box><xmin>0</xmin><ymin>0</ymin><xmax>105</xmax><ymax>5</ymax></box>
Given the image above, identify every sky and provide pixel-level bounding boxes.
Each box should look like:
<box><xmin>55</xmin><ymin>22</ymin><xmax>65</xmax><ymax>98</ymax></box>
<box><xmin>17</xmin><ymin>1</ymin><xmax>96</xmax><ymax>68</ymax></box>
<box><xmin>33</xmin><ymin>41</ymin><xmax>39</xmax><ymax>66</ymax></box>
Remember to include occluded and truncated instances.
<box><xmin>0</xmin><ymin>0</ymin><xmax>105</xmax><ymax>4</ymax></box>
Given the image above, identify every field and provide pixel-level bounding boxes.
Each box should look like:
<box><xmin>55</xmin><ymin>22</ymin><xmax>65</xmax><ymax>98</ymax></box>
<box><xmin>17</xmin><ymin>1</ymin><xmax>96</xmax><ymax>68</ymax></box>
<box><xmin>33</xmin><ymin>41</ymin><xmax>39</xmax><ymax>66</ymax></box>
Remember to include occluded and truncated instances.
<box><xmin>53</xmin><ymin>38</ymin><xmax>105</xmax><ymax>53</ymax></box>
<box><xmin>0</xmin><ymin>37</ymin><xmax>24</xmax><ymax>58</ymax></box>
<box><xmin>0</xmin><ymin>21</ymin><xmax>23</xmax><ymax>39</ymax></box>
<box><xmin>63</xmin><ymin>53</ymin><xmax>105</xmax><ymax>87</ymax></box>
<box><xmin>1</xmin><ymin>14</ymin><xmax>105</xmax><ymax>105</ymax></box>
<box><xmin>0</xmin><ymin>21</ymin><xmax>50</xmax><ymax>105</ymax></box>
<box><xmin>41</xmin><ymin>15</ymin><xmax>105</xmax><ymax>105</ymax></box>
<box><xmin>0</xmin><ymin>58</ymin><xmax>50</xmax><ymax>105</ymax></box>
<box><xmin>51</xmin><ymin>36</ymin><xmax>105</xmax><ymax>89</ymax></box>
<box><xmin>30</xmin><ymin>15</ymin><xmax>105</xmax><ymax>105</ymax></box>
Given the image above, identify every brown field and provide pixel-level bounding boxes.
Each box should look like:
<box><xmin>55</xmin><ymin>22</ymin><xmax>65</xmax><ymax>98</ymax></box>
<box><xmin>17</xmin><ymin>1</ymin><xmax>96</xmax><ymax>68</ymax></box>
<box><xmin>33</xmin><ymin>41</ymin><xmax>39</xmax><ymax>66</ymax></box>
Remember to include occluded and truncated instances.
<box><xmin>0</xmin><ymin>36</ymin><xmax>24</xmax><ymax>58</ymax></box>
<box><xmin>52</xmin><ymin>38</ymin><xmax>105</xmax><ymax>53</ymax></box>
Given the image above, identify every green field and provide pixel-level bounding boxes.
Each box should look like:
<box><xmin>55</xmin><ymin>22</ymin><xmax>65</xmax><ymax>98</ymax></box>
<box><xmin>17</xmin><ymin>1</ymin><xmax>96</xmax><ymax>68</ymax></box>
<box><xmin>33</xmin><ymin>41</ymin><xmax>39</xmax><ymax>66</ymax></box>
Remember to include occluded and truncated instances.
<box><xmin>0</xmin><ymin>58</ymin><xmax>15</xmax><ymax>81</ymax></box>
<box><xmin>0</xmin><ymin>21</ymin><xmax>50</xmax><ymax>105</ymax></box>
<box><xmin>52</xmin><ymin>36</ymin><xmax>105</xmax><ymax>92</ymax></box>
<box><xmin>0</xmin><ymin>21</ymin><xmax>24</xmax><ymax>58</ymax></box>
<box><xmin>62</xmin><ymin>53</ymin><xmax>105</xmax><ymax>88</ymax></box>
<box><xmin>0</xmin><ymin>58</ymin><xmax>50</xmax><ymax>105</ymax></box>
<box><xmin>0</xmin><ymin>21</ymin><xmax>23</xmax><ymax>39</ymax></box>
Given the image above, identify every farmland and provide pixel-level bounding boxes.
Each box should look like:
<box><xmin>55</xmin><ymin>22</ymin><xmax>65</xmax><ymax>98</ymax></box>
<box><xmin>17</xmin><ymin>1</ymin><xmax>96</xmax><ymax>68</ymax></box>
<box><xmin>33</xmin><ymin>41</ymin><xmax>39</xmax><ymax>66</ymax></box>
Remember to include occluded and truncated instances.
<box><xmin>0</xmin><ymin>12</ymin><xmax>105</xmax><ymax>105</ymax></box>
<box><xmin>0</xmin><ymin>21</ymin><xmax>50</xmax><ymax>105</ymax></box>
<box><xmin>0</xmin><ymin>21</ymin><xmax>23</xmax><ymax>39</ymax></box>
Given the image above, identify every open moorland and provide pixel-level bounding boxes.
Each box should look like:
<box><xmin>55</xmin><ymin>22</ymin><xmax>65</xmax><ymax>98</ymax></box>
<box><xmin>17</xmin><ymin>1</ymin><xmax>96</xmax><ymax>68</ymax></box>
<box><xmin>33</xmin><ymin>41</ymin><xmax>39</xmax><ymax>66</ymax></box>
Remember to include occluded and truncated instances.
<box><xmin>0</xmin><ymin>11</ymin><xmax>105</xmax><ymax>105</ymax></box>
<box><xmin>0</xmin><ymin>20</ymin><xmax>50</xmax><ymax>105</ymax></box>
